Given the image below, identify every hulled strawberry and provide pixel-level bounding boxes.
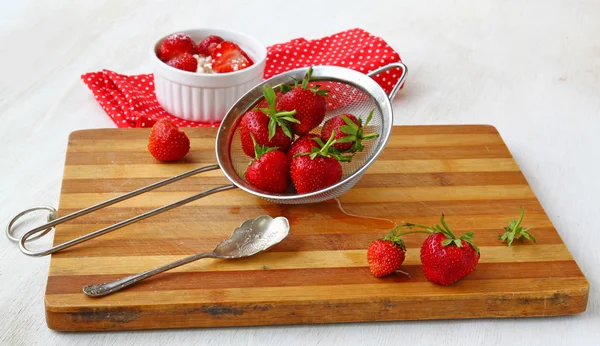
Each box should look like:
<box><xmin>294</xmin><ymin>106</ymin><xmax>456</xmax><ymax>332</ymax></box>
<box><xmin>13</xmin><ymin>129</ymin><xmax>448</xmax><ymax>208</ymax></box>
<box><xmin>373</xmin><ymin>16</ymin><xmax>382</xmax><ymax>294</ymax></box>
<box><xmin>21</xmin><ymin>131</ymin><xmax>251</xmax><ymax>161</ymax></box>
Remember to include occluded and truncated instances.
<box><xmin>277</xmin><ymin>67</ymin><xmax>328</xmax><ymax>136</ymax></box>
<box><xmin>211</xmin><ymin>41</ymin><xmax>254</xmax><ymax>73</ymax></box>
<box><xmin>157</xmin><ymin>33</ymin><xmax>197</xmax><ymax>62</ymax></box>
<box><xmin>166</xmin><ymin>53</ymin><xmax>198</xmax><ymax>72</ymax></box>
<box><xmin>197</xmin><ymin>35</ymin><xmax>224</xmax><ymax>56</ymax></box>
<box><xmin>286</xmin><ymin>134</ymin><xmax>322</xmax><ymax>162</ymax></box>
<box><xmin>401</xmin><ymin>214</ymin><xmax>480</xmax><ymax>285</ymax></box>
<box><xmin>147</xmin><ymin>119</ymin><xmax>190</xmax><ymax>162</ymax></box>
<box><xmin>367</xmin><ymin>231</ymin><xmax>407</xmax><ymax>277</ymax></box>
<box><xmin>290</xmin><ymin>133</ymin><xmax>352</xmax><ymax>194</ymax></box>
<box><xmin>321</xmin><ymin>109</ymin><xmax>379</xmax><ymax>152</ymax></box>
<box><xmin>239</xmin><ymin>85</ymin><xmax>299</xmax><ymax>157</ymax></box>
<box><xmin>245</xmin><ymin>135</ymin><xmax>291</xmax><ymax>193</ymax></box>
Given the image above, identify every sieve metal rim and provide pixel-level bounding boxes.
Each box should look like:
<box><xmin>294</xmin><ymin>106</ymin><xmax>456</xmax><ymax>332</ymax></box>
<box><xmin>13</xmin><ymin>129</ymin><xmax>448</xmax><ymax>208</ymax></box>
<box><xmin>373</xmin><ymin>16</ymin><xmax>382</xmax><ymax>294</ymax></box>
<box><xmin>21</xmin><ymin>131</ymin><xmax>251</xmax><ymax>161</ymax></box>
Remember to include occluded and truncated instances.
<box><xmin>215</xmin><ymin>64</ymin><xmax>402</xmax><ymax>203</ymax></box>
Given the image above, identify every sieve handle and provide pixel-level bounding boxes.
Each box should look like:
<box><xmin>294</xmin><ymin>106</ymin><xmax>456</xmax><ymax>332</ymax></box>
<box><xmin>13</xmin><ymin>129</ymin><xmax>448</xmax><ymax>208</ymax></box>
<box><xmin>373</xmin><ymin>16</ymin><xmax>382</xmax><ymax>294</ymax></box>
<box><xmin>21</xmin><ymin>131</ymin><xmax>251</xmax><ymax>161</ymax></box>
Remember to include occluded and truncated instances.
<box><xmin>367</xmin><ymin>62</ymin><xmax>408</xmax><ymax>101</ymax></box>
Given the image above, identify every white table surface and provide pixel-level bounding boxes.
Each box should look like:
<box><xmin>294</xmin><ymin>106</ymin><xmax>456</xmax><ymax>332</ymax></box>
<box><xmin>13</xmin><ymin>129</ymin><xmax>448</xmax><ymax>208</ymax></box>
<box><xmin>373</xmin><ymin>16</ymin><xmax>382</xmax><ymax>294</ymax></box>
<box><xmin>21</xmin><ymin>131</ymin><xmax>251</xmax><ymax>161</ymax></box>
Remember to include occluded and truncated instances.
<box><xmin>1</xmin><ymin>0</ymin><xmax>599</xmax><ymax>345</ymax></box>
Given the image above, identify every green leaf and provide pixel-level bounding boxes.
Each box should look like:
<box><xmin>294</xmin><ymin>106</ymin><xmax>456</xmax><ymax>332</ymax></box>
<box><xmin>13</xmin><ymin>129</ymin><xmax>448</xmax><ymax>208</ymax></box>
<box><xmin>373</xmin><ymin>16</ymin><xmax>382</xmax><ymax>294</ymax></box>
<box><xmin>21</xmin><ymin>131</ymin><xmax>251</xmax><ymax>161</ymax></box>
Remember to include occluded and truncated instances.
<box><xmin>281</xmin><ymin>116</ymin><xmax>301</xmax><ymax>124</ymax></box>
<box><xmin>258</xmin><ymin>107</ymin><xmax>272</xmax><ymax>115</ymax></box>
<box><xmin>280</xmin><ymin>84</ymin><xmax>293</xmax><ymax>94</ymax></box>
<box><xmin>365</xmin><ymin>109</ymin><xmax>374</xmax><ymax>125</ymax></box>
<box><xmin>312</xmin><ymin>137</ymin><xmax>326</xmax><ymax>147</ymax></box>
<box><xmin>339</xmin><ymin>125</ymin><xmax>356</xmax><ymax>135</ymax></box>
<box><xmin>280</xmin><ymin>124</ymin><xmax>293</xmax><ymax>139</ymax></box>
<box><xmin>302</xmin><ymin>67</ymin><xmax>313</xmax><ymax>89</ymax></box>
<box><xmin>263</xmin><ymin>86</ymin><xmax>277</xmax><ymax>108</ymax></box>
<box><xmin>441</xmin><ymin>239</ymin><xmax>452</xmax><ymax>246</ymax></box>
<box><xmin>335</xmin><ymin>135</ymin><xmax>356</xmax><ymax>144</ymax></box>
<box><xmin>461</xmin><ymin>232</ymin><xmax>474</xmax><ymax>240</ymax></box>
<box><xmin>341</xmin><ymin>115</ymin><xmax>360</xmax><ymax>130</ymax></box>
<box><xmin>268</xmin><ymin>119</ymin><xmax>276</xmax><ymax>140</ymax></box>
<box><xmin>316</xmin><ymin>89</ymin><xmax>329</xmax><ymax>96</ymax></box>
<box><xmin>453</xmin><ymin>239</ymin><xmax>462</xmax><ymax>247</ymax></box>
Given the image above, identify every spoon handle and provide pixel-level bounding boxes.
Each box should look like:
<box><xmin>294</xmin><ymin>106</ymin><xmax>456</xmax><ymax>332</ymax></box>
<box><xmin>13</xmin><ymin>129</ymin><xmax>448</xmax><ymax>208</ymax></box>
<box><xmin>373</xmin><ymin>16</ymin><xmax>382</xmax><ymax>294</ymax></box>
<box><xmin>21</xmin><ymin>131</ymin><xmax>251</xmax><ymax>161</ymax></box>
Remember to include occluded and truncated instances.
<box><xmin>83</xmin><ymin>252</ymin><xmax>215</xmax><ymax>297</ymax></box>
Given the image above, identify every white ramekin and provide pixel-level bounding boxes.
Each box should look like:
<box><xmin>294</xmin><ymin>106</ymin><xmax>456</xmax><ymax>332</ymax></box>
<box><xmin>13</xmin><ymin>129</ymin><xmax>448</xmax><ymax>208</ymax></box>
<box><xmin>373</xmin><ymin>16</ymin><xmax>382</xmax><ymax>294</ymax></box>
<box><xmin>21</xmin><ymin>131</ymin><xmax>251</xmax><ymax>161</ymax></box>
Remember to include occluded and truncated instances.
<box><xmin>151</xmin><ymin>28</ymin><xmax>267</xmax><ymax>123</ymax></box>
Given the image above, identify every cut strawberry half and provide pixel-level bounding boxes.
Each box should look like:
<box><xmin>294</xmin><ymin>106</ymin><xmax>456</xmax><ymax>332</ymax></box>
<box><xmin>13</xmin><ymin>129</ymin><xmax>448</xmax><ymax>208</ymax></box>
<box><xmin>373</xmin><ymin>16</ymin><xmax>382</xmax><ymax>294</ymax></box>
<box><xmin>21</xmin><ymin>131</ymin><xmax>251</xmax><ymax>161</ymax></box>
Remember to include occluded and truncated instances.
<box><xmin>167</xmin><ymin>53</ymin><xmax>198</xmax><ymax>72</ymax></box>
<box><xmin>210</xmin><ymin>41</ymin><xmax>254</xmax><ymax>73</ymax></box>
<box><xmin>197</xmin><ymin>35</ymin><xmax>224</xmax><ymax>56</ymax></box>
<box><xmin>157</xmin><ymin>33</ymin><xmax>197</xmax><ymax>62</ymax></box>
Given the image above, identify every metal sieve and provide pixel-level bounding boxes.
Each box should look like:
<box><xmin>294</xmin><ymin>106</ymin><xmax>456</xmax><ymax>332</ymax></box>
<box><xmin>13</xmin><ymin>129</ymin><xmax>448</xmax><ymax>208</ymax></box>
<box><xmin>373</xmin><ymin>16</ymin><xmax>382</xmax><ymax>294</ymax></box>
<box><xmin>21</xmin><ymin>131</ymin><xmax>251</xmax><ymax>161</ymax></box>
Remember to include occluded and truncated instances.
<box><xmin>7</xmin><ymin>62</ymin><xmax>407</xmax><ymax>256</ymax></box>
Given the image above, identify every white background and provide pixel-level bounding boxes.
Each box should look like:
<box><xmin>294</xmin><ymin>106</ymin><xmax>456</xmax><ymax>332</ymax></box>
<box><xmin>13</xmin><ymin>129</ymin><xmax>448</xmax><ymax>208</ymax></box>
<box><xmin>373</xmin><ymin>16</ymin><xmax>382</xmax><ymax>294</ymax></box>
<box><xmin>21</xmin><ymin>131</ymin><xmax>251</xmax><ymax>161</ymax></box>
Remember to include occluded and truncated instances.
<box><xmin>1</xmin><ymin>0</ymin><xmax>598</xmax><ymax>345</ymax></box>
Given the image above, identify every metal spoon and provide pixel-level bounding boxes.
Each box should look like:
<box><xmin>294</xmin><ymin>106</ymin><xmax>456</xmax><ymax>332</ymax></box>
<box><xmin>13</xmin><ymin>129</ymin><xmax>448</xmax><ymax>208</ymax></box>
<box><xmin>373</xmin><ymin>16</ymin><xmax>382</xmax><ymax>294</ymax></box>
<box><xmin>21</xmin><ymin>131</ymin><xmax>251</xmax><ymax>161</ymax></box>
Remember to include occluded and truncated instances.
<box><xmin>82</xmin><ymin>215</ymin><xmax>290</xmax><ymax>297</ymax></box>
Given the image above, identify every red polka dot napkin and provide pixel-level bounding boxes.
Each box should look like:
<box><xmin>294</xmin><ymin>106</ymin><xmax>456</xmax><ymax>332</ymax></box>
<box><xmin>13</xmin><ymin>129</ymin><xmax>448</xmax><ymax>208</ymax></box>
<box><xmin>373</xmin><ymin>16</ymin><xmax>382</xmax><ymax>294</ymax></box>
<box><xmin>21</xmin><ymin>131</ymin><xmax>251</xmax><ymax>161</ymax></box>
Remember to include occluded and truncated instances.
<box><xmin>82</xmin><ymin>28</ymin><xmax>404</xmax><ymax>128</ymax></box>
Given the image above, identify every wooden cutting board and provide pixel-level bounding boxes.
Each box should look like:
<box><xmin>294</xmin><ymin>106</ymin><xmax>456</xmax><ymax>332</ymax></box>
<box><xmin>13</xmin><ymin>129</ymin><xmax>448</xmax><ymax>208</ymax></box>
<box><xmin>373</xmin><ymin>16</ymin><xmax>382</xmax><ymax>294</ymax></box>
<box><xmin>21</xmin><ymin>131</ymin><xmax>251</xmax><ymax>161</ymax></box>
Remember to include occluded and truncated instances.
<box><xmin>44</xmin><ymin>125</ymin><xmax>589</xmax><ymax>331</ymax></box>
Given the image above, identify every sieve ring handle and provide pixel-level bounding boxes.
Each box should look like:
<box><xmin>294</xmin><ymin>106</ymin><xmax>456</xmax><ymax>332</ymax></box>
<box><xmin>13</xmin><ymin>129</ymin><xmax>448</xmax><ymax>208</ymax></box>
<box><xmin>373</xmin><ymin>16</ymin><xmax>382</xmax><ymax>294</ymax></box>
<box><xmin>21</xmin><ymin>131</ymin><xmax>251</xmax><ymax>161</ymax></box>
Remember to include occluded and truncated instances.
<box><xmin>367</xmin><ymin>62</ymin><xmax>408</xmax><ymax>101</ymax></box>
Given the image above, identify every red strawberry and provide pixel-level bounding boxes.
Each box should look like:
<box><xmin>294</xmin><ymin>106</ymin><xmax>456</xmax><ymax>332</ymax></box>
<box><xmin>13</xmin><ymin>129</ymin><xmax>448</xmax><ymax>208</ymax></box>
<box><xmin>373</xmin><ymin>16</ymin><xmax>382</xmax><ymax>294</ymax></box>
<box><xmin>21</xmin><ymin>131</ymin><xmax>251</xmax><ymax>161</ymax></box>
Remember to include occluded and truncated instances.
<box><xmin>245</xmin><ymin>135</ymin><xmax>291</xmax><ymax>193</ymax></box>
<box><xmin>166</xmin><ymin>53</ymin><xmax>198</xmax><ymax>72</ymax></box>
<box><xmin>197</xmin><ymin>35</ymin><xmax>224</xmax><ymax>56</ymax></box>
<box><xmin>239</xmin><ymin>86</ymin><xmax>299</xmax><ymax>157</ymax></box>
<box><xmin>321</xmin><ymin>109</ymin><xmax>379</xmax><ymax>152</ymax></box>
<box><xmin>287</xmin><ymin>135</ymin><xmax>322</xmax><ymax>162</ymax></box>
<box><xmin>402</xmin><ymin>214</ymin><xmax>480</xmax><ymax>285</ymax></box>
<box><xmin>211</xmin><ymin>41</ymin><xmax>253</xmax><ymax>73</ymax></box>
<box><xmin>290</xmin><ymin>133</ymin><xmax>352</xmax><ymax>194</ymax></box>
<box><xmin>147</xmin><ymin>119</ymin><xmax>190</xmax><ymax>162</ymax></box>
<box><xmin>367</xmin><ymin>231</ymin><xmax>407</xmax><ymax>277</ymax></box>
<box><xmin>157</xmin><ymin>33</ymin><xmax>197</xmax><ymax>62</ymax></box>
<box><xmin>277</xmin><ymin>67</ymin><xmax>328</xmax><ymax>136</ymax></box>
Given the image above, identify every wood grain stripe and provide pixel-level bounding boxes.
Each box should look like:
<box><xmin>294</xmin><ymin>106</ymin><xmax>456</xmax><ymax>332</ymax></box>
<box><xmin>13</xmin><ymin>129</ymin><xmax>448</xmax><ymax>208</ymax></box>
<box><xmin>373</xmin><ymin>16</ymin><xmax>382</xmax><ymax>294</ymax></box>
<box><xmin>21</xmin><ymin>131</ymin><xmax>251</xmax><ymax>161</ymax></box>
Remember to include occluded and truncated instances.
<box><xmin>45</xmin><ymin>277</ymin><xmax>588</xmax><ymax>310</ymax></box>
<box><xmin>58</xmin><ymin>172</ymin><xmax>528</xmax><ymax>194</ymax></box>
<box><xmin>47</xmin><ymin>244</ymin><xmax>574</xmax><ymax>276</ymax></box>
<box><xmin>61</xmin><ymin>159</ymin><xmax>520</xmax><ymax>179</ymax></box>
<box><xmin>45</xmin><ymin>260</ymin><xmax>583</xmax><ymax>295</ymax></box>
<box><xmin>55</xmin><ymin>201</ymin><xmax>549</xmax><ymax>225</ymax></box>
<box><xmin>57</xmin><ymin>185</ymin><xmax>534</xmax><ymax>209</ymax></box>
<box><xmin>50</xmin><ymin>227</ymin><xmax>564</xmax><ymax>258</ymax></box>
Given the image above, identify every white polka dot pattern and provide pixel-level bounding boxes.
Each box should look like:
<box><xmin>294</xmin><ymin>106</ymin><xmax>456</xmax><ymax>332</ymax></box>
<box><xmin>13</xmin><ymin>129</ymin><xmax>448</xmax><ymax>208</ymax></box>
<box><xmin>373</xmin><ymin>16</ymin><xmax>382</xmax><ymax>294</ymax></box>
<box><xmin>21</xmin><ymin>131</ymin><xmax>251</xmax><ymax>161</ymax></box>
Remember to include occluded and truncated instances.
<box><xmin>82</xmin><ymin>28</ymin><xmax>403</xmax><ymax>129</ymax></box>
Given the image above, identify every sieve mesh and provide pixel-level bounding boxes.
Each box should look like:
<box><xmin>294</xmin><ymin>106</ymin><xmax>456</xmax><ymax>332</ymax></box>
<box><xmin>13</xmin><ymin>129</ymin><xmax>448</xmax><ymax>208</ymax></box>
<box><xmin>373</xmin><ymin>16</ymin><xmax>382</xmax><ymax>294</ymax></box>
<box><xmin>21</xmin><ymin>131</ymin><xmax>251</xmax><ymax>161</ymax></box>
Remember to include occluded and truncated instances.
<box><xmin>216</xmin><ymin>64</ymin><xmax>406</xmax><ymax>205</ymax></box>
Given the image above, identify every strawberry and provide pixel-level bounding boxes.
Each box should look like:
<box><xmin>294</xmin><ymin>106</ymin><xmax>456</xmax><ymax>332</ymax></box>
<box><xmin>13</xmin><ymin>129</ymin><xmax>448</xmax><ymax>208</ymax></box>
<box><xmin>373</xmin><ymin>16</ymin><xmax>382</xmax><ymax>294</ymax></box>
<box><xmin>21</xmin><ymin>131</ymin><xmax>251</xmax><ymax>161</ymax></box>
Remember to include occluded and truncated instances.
<box><xmin>367</xmin><ymin>231</ymin><xmax>407</xmax><ymax>277</ymax></box>
<box><xmin>277</xmin><ymin>67</ymin><xmax>328</xmax><ymax>136</ymax></box>
<box><xmin>166</xmin><ymin>53</ymin><xmax>198</xmax><ymax>72</ymax></box>
<box><xmin>157</xmin><ymin>33</ymin><xmax>197</xmax><ymax>62</ymax></box>
<box><xmin>244</xmin><ymin>135</ymin><xmax>291</xmax><ymax>193</ymax></box>
<box><xmin>211</xmin><ymin>41</ymin><xmax>253</xmax><ymax>73</ymax></box>
<box><xmin>197</xmin><ymin>35</ymin><xmax>224</xmax><ymax>56</ymax></box>
<box><xmin>290</xmin><ymin>133</ymin><xmax>352</xmax><ymax>194</ymax></box>
<box><xmin>239</xmin><ymin>85</ymin><xmax>299</xmax><ymax>157</ymax></box>
<box><xmin>498</xmin><ymin>206</ymin><xmax>536</xmax><ymax>246</ymax></box>
<box><xmin>321</xmin><ymin>109</ymin><xmax>379</xmax><ymax>152</ymax></box>
<box><xmin>401</xmin><ymin>214</ymin><xmax>480</xmax><ymax>285</ymax></box>
<box><xmin>286</xmin><ymin>134</ymin><xmax>322</xmax><ymax>162</ymax></box>
<box><xmin>147</xmin><ymin>119</ymin><xmax>190</xmax><ymax>162</ymax></box>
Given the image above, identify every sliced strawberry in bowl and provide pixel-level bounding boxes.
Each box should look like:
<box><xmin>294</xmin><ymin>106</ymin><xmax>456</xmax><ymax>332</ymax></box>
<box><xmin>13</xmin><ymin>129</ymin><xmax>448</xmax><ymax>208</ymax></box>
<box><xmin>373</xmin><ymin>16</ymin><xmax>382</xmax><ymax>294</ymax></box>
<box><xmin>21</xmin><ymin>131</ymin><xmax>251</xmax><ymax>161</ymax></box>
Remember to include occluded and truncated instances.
<box><xmin>211</xmin><ymin>41</ymin><xmax>254</xmax><ymax>73</ymax></box>
<box><xmin>166</xmin><ymin>53</ymin><xmax>198</xmax><ymax>72</ymax></box>
<box><xmin>197</xmin><ymin>35</ymin><xmax>224</xmax><ymax>56</ymax></box>
<box><xmin>157</xmin><ymin>33</ymin><xmax>197</xmax><ymax>62</ymax></box>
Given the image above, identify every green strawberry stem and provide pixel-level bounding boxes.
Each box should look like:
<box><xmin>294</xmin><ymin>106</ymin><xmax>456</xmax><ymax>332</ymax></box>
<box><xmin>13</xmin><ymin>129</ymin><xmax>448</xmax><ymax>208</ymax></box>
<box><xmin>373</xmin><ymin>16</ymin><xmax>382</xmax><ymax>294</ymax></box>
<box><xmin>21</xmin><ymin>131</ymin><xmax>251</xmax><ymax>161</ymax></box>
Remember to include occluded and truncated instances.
<box><xmin>498</xmin><ymin>206</ymin><xmax>536</xmax><ymax>247</ymax></box>
<box><xmin>250</xmin><ymin>133</ymin><xmax>278</xmax><ymax>162</ymax></box>
<box><xmin>279</xmin><ymin>66</ymin><xmax>329</xmax><ymax>96</ymax></box>
<box><xmin>395</xmin><ymin>214</ymin><xmax>480</xmax><ymax>255</ymax></box>
<box><xmin>337</xmin><ymin>109</ymin><xmax>379</xmax><ymax>153</ymax></box>
<box><xmin>304</xmin><ymin>131</ymin><xmax>354</xmax><ymax>162</ymax></box>
<box><xmin>257</xmin><ymin>85</ymin><xmax>299</xmax><ymax>140</ymax></box>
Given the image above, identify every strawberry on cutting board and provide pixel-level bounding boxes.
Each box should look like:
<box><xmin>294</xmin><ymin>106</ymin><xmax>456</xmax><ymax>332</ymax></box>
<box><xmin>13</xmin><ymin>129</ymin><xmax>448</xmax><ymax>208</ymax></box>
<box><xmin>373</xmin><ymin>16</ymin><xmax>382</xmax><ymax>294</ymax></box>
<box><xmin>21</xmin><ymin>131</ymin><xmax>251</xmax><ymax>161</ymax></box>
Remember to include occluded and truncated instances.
<box><xmin>157</xmin><ymin>33</ymin><xmax>197</xmax><ymax>62</ymax></box>
<box><xmin>147</xmin><ymin>119</ymin><xmax>190</xmax><ymax>162</ymax></box>
<box><xmin>245</xmin><ymin>135</ymin><xmax>291</xmax><ymax>193</ymax></box>
<box><xmin>239</xmin><ymin>85</ymin><xmax>299</xmax><ymax>157</ymax></box>
<box><xmin>277</xmin><ymin>67</ymin><xmax>328</xmax><ymax>136</ymax></box>
<box><xmin>321</xmin><ymin>109</ymin><xmax>379</xmax><ymax>152</ymax></box>
<box><xmin>367</xmin><ymin>231</ymin><xmax>407</xmax><ymax>278</ymax></box>
<box><xmin>211</xmin><ymin>41</ymin><xmax>254</xmax><ymax>73</ymax></box>
<box><xmin>290</xmin><ymin>133</ymin><xmax>352</xmax><ymax>194</ymax></box>
<box><xmin>401</xmin><ymin>215</ymin><xmax>480</xmax><ymax>285</ymax></box>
